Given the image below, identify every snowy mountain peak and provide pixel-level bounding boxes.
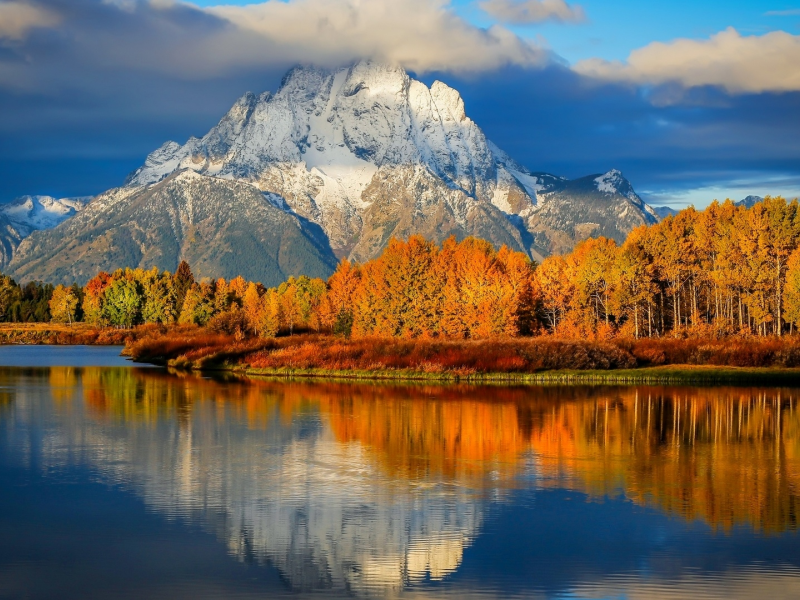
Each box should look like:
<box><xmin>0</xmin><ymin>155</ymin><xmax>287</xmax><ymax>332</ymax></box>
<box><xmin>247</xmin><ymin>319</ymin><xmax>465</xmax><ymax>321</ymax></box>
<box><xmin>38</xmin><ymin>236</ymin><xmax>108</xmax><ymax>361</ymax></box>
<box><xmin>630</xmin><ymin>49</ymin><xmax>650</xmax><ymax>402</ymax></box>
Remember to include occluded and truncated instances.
<box><xmin>1</xmin><ymin>195</ymin><xmax>89</xmax><ymax>237</ymax></box>
<box><xmin>430</xmin><ymin>81</ymin><xmax>467</xmax><ymax>123</ymax></box>
<box><xmin>124</xmin><ymin>59</ymin><xmax>511</xmax><ymax>212</ymax></box>
<box><xmin>13</xmin><ymin>59</ymin><xmax>658</xmax><ymax>278</ymax></box>
<box><xmin>592</xmin><ymin>169</ymin><xmax>648</xmax><ymax>206</ymax></box>
<box><xmin>594</xmin><ymin>169</ymin><xmax>626</xmax><ymax>194</ymax></box>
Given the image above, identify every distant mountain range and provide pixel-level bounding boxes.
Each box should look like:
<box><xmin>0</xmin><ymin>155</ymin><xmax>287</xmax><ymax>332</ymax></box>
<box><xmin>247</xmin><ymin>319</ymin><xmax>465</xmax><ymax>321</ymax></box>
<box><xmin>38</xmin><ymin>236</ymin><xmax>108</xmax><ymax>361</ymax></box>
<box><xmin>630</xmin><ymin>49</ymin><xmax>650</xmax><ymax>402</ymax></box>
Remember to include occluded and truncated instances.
<box><xmin>0</xmin><ymin>196</ymin><xmax>88</xmax><ymax>269</ymax></box>
<box><xmin>5</xmin><ymin>61</ymin><xmax>666</xmax><ymax>284</ymax></box>
<box><xmin>650</xmin><ymin>195</ymin><xmax>765</xmax><ymax>220</ymax></box>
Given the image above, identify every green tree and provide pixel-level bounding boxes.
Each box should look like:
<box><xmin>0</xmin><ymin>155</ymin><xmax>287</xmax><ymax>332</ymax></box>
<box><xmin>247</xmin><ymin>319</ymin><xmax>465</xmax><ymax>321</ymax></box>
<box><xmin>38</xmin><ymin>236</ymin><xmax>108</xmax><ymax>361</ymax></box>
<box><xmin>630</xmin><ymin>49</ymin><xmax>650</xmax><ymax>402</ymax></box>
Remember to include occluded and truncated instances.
<box><xmin>141</xmin><ymin>270</ymin><xmax>178</xmax><ymax>324</ymax></box>
<box><xmin>102</xmin><ymin>279</ymin><xmax>143</xmax><ymax>328</ymax></box>
<box><xmin>0</xmin><ymin>275</ymin><xmax>19</xmax><ymax>322</ymax></box>
<box><xmin>178</xmin><ymin>281</ymin><xmax>215</xmax><ymax>326</ymax></box>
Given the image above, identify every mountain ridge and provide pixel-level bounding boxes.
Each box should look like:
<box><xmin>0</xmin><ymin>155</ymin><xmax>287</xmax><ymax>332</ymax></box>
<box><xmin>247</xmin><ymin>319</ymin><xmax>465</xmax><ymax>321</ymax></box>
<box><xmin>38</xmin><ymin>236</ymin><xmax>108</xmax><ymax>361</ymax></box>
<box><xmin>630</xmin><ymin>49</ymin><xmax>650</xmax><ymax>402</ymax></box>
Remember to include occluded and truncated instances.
<box><xmin>7</xmin><ymin>60</ymin><xmax>658</xmax><ymax>284</ymax></box>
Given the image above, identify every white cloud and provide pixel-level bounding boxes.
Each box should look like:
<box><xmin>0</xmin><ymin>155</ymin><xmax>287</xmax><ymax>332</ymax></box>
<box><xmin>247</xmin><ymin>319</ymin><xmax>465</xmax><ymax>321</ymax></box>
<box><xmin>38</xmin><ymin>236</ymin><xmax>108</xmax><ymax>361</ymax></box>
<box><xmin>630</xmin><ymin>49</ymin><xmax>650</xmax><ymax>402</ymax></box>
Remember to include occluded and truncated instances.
<box><xmin>479</xmin><ymin>0</ymin><xmax>585</xmax><ymax>24</ymax></box>
<box><xmin>0</xmin><ymin>1</ymin><xmax>59</xmax><ymax>40</ymax></box>
<box><xmin>574</xmin><ymin>28</ymin><xmax>800</xmax><ymax>94</ymax></box>
<box><xmin>208</xmin><ymin>0</ymin><xmax>549</xmax><ymax>73</ymax></box>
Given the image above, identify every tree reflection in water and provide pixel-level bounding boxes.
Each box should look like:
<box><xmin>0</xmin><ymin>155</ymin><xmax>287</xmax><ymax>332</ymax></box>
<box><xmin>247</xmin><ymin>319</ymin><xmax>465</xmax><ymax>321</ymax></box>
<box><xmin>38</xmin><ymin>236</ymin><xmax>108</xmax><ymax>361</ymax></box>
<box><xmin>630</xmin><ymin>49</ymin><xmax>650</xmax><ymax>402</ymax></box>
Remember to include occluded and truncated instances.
<box><xmin>10</xmin><ymin>367</ymin><xmax>799</xmax><ymax>594</ymax></box>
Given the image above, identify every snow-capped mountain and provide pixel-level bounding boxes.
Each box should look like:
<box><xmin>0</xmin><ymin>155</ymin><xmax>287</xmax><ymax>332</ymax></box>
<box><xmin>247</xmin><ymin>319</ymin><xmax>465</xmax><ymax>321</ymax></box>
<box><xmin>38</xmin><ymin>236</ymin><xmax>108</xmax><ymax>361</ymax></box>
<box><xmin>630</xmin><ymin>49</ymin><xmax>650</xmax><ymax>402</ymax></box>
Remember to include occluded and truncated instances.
<box><xmin>8</xmin><ymin>61</ymin><xmax>657</xmax><ymax>284</ymax></box>
<box><xmin>528</xmin><ymin>169</ymin><xmax>659</xmax><ymax>256</ymax></box>
<box><xmin>9</xmin><ymin>172</ymin><xmax>337</xmax><ymax>286</ymax></box>
<box><xmin>0</xmin><ymin>196</ymin><xmax>88</xmax><ymax>268</ymax></box>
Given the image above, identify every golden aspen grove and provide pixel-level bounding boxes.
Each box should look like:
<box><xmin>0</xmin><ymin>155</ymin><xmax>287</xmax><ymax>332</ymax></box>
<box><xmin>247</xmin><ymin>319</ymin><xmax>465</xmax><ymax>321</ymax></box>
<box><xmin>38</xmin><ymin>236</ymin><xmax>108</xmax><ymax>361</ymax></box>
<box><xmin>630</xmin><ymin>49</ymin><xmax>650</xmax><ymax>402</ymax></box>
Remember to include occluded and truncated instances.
<box><xmin>7</xmin><ymin>197</ymin><xmax>800</xmax><ymax>373</ymax></box>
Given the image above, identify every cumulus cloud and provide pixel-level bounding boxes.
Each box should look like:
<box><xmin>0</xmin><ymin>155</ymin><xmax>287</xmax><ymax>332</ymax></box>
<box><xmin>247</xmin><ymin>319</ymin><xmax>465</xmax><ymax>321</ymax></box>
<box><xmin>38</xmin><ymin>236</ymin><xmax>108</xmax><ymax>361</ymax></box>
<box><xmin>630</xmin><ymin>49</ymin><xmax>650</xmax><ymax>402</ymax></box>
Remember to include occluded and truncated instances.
<box><xmin>0</xmin><ymin>0</ymin><xmax>550</xmax><ymax>96</ymax></box>
<box><xmin>574</xmin><ymin>28</ymin><xmax>800</xmax><ymax>95</ymax></box>
<box><xmin>0</xmin><ymin>1</ymin><xmax>59</xmax><ymax>40</ymax></box>
<box><xmin>209</xmin><ymin>0</ymin><xmax>549</xmax><ymax>73</ymax></box>
<box><xmin>479</xmin><ymin>0</ymin><xmax>585</xmax><ymax>24</ymax></box>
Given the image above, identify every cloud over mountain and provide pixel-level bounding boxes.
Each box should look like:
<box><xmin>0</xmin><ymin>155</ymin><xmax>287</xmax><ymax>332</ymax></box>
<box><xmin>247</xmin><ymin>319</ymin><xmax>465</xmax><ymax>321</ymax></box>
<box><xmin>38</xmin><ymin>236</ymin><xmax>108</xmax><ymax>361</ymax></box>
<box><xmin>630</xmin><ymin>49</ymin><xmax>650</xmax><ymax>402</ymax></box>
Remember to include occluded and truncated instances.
<box><xmin>211</xmin><ymin>0</ymin><xmax>549</xmax><ymax>73</ymax></box>
<box><xmin>574</xmin><ymin>28</ymin><xmax>800</xmax><ymax>95</ymax></box>
<box><xmin>0</xmin><ymin>0</ymin><xmax>549</xmax><ymax>90</ymax></box>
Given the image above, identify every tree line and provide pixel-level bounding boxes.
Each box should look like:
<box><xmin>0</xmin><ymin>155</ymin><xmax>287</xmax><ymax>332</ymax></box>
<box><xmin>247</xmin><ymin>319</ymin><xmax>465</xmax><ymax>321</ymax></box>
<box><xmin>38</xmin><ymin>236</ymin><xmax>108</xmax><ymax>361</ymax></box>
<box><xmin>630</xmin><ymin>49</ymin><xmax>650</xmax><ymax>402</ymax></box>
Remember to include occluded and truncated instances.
<box><xmin>3</xmin><ymin>195</ymin><xmax>800</xmax><ymax>339</ymax></box>
<box><xmin>537</xmin><ymin>195</ymin><xmax>800</xmax><ymax>338</ymax></box>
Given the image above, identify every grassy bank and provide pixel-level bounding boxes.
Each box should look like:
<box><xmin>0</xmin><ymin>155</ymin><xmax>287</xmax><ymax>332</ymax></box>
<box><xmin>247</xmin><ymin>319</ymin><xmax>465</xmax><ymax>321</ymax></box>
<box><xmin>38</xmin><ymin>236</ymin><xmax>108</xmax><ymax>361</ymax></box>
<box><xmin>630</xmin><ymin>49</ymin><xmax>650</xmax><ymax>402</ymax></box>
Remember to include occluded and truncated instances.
<box><xmin>122</xmin><ymin>327</ymin><xmax>800</xmax><ymax>385</ymax></box>
<box><xmin>221</xmin><ymin>364</ymin><xmax>800</xmax><ymax>385</ymax></box>
<box><xmin>0</xmin><ymin>323</ymin><xmax>141</xmax><ymax>345</ymax></box>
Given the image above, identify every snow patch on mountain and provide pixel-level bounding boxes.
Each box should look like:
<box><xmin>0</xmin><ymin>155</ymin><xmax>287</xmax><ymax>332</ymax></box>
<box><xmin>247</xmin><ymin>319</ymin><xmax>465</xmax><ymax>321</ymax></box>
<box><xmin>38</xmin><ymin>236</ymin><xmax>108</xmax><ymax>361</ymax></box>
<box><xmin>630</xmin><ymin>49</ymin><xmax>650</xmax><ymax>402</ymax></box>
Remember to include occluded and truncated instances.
<box><xmin>1</xmin><ymin>195</ymin><xmax>89</xmax><ymax>237</ymax></box>
<box><xmin>8</xmin><ymin>60</ymin><xmax>660</xmax><ymax>276</ymax></box>
<box><xmin>594</xmin><ymin>170</ymin><xmax>627</xmax><ymax>195</ymax></box>
<box><xmin>123</xmin><ymin>60</ymin><xmax>546</xmax><ymax>252</ymax></box>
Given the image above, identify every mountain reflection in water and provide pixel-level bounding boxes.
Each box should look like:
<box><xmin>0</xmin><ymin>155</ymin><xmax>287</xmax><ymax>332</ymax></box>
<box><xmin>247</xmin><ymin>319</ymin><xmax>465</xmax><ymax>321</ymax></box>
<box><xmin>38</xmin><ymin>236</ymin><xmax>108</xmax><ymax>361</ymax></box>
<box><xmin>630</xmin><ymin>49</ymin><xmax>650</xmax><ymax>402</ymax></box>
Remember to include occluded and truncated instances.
<box><xmin>1</xmin><ymin>365</ymin><xmax>799</xmax><ymax>598</ymax></box>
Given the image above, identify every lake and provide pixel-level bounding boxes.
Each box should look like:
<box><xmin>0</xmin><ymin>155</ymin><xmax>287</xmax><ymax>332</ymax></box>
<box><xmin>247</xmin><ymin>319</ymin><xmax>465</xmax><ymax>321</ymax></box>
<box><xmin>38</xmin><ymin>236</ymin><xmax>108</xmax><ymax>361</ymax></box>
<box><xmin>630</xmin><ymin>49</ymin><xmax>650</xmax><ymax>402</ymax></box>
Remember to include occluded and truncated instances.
<box><xmin>0</xmin><ymin>347</ymin><xmax>798</xmax><ymax>599</ymax></box>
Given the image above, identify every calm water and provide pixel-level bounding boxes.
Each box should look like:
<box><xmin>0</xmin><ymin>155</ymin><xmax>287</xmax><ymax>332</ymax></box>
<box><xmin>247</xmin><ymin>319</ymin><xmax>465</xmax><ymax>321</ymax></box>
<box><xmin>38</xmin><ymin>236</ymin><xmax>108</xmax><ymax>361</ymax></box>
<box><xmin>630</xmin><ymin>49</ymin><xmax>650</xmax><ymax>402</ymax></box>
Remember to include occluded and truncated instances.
<box><xmin>0</xmin><ymin>348</ymin><xmax>799</xmax><ymax>599</ymax></box>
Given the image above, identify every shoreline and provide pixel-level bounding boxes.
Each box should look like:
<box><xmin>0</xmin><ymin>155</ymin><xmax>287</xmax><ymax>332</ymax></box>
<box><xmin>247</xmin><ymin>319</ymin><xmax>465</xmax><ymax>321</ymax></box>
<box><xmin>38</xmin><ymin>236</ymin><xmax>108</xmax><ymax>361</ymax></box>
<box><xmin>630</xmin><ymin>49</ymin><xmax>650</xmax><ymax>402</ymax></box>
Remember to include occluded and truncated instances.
<box><xmin>5</xmin><ymin>324</ymin><xmax>800</xmax><ymax>385</ymax></box>
<box><xmin>169</xmin><ymin>363</ymin><xmax>800</xmax><ymax>385</ymax></box>
<box><xmin>0</xmin><ymin>324</ymin><xmax>137</xmax><ymax>346</ymax></box>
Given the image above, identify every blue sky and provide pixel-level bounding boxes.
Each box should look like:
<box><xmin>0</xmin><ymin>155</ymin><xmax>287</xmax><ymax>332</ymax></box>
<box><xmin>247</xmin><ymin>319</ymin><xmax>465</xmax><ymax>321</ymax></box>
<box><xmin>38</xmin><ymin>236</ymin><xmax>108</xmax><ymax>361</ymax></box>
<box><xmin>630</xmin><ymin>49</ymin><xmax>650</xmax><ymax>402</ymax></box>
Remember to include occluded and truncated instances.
<box><xmin>0</xmin><ymin>0</ymin><xmax>798</xmax><ymax>208</ymax></box>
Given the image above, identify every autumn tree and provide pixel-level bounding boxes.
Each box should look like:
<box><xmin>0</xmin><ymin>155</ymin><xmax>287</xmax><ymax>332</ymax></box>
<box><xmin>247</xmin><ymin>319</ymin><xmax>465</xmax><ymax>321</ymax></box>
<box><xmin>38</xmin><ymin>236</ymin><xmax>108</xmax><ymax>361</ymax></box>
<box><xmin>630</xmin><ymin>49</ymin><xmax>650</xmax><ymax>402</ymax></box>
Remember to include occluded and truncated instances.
<box><xmin>319</xmin><ymin>260</ymin><xmax>361</xmax><ymax>337</ymax></box>
<box><xmin>353</xmin><ymin>236</ymin><xmax>442</xmax><ymax>337</ymax></box>
<box><xmin>172</xmin><ymin>260</ymin><xmax>194</xmax><ymax>314</ymax></box>
<box><xmin>242</xmin><ymin>282</ymin><xmax>264</xmax><ymax>335</ymax></box>
<box><xmin>535</xmin><ymin>255</ymin><xmax>572</xmax><ymax>332</ymax></box>
<box><xmin>784</xmin><ymin>247</ymin><xmax>800</xmax><ymax>333</ymax></box>
<box><xmin>49</xmin><ymin>285</ymin><xmax>79</xmax><ymax>324</ymax></box>
<box><xmin>82</xmin><ymin>272</ymin><xmax>112</xmax><ymax>325</ymax></box>
<box><xmin>179</xmin><ymin>281</ymin><xmax>216</xmax><ymax>326</ymax></box>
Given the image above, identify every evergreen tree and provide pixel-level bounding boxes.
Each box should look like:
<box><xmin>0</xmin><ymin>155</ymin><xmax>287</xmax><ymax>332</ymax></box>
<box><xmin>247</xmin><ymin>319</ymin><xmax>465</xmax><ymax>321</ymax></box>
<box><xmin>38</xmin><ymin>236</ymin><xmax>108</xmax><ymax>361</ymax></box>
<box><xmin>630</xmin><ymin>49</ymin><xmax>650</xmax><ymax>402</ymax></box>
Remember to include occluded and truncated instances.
<box><xmin>172</xmin><ymin>260</ymin><xmax>194</xmax><ymax>315</ymax></box>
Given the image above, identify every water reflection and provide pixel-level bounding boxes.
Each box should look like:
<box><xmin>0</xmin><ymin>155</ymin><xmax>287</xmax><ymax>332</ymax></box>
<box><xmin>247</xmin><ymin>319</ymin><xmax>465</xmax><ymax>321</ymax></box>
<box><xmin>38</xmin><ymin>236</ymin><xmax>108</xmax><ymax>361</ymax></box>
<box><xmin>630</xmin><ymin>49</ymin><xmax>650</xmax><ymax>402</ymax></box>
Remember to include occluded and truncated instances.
<box><xmin>1</xmin><ymin>366</ymin><xmax>800</xmax><ymax>598</ymax></box>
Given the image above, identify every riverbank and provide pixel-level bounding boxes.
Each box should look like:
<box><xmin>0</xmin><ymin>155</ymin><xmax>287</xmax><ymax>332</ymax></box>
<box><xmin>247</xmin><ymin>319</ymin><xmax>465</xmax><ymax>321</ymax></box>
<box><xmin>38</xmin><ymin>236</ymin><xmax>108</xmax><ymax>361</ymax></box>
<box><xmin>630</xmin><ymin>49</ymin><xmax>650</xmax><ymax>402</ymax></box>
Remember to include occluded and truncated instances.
<box><xmin>221</xmin><ymin>364</ymin><xmax>800</xmax><ymax>385</ymax></box>
<box><xmin>122</xmin><ymin>328</ymin><xmax>800</xmax><ymax>385</ymax></box>
<box><xmin>0</xmin><ymin>323</ymin><xmax>140</xmax><ymax>345</ymax></box>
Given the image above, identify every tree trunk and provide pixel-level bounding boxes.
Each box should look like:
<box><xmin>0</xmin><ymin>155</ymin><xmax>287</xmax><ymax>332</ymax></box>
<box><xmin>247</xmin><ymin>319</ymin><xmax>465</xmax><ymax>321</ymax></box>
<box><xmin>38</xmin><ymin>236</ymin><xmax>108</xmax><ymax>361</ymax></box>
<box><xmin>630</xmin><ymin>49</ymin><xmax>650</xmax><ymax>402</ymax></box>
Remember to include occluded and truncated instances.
<box><xmin>777</xmin><ymin>260</ymin><xmax>783</xmax><ymax>336</ymax></box>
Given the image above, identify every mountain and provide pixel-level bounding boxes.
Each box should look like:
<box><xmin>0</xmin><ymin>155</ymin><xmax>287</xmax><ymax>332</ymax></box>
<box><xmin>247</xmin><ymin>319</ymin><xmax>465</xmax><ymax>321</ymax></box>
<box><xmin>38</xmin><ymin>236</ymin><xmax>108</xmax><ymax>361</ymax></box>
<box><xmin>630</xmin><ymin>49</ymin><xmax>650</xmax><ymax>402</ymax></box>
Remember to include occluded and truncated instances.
<box><xmin>650</xmin><ymin>195</ymin><xmax>766</xmax><ymax>223</ymax></box>
<box><xmin>0</xmin><ymin>196</ymin><xmax>88</xmax><ymax>268</ymax></box>
<box><xmin>9</xmin><ymin>172</ymin><xmax>337</xmax><ymax>286</ymax></box>
<box><xmin>737</xmin><ymin>195</ymin><xmax>764</xmax><ymax>208</ymax></box>
<box><xmin>8</xmin><ymin>61</ymin><xmax>657</xmax><ymax>284</ymax></box>
<box><xmin>651</xmin><ymin>205</ymin><xmax>680</xmax><ymax>220</ymax></box>
<box><xmin>527</xmin><ymin>169</ymin><xmax>658</xmax><ymax>257</ymax></box>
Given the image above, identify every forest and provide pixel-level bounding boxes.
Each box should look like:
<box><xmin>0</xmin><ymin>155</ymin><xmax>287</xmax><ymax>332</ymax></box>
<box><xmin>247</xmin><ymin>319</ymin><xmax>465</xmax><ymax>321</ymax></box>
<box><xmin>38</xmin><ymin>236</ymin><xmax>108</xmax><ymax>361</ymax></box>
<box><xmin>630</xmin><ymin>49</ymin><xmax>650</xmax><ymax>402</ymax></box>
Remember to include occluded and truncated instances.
<box><xmin>4</xmin><ymin>195</ymin><xmax>800</xmax><ymax>341</ymax></box>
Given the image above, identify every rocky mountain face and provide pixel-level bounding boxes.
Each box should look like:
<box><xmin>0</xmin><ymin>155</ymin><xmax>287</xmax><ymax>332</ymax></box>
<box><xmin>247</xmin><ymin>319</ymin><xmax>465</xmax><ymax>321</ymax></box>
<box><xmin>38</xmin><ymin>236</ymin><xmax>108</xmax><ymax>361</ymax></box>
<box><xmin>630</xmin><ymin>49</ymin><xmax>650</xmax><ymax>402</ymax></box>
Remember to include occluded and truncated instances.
<box><xmin>651</xmin><ymin>205</ymin><xmax>680</xmax><ymax>220</ymax></box>
<box><xmin>8</xmin><ymin>60</ymin><xmax>658</xmax><ymax>284</ymax></box>
<box><xmin>737</xmin><ymin>195</ymin><xmax>764</xmax><ymax>208</ymax></box>
<box><xmin>9</xmin><ymin>173</ymin><xmax>336</xmax><ymax>286</ymax></box>
<box><xmin>526</xmin><ymin>169</ymin><xmax>658</xmax><ymax>258</ymax></box>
